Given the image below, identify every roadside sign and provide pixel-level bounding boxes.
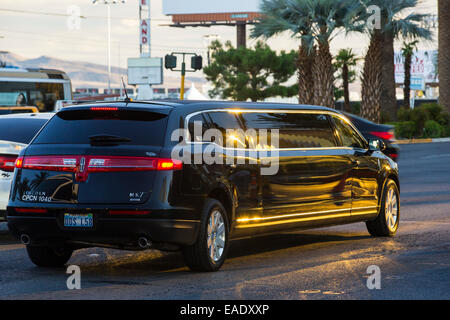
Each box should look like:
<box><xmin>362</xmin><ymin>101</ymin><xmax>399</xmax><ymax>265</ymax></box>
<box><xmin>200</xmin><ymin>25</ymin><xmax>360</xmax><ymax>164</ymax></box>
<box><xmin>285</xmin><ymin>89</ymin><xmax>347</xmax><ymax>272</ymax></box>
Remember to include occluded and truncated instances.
<box><xmin>127</xmin><ymin>57</ymin><xmax>163</xmax><ymax>85</ymax></box>
<box><xmin>410</xmin><ymin>77</ymin><xmax>426</xmax><ymax>91</ymax></box>
<box><xmin>140</xmin><ymin>19</ymin><xmax>150</xmax><ymax>47</ymax></box>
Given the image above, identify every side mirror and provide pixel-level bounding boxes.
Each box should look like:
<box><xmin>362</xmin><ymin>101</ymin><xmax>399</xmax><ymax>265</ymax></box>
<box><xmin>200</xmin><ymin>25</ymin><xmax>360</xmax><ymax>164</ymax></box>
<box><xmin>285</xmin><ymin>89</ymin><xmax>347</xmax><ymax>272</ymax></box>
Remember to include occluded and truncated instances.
<box><xmin>368</xmin><ymin>139</ymin><xmax>386</xmax><ymax>152</ymax></box>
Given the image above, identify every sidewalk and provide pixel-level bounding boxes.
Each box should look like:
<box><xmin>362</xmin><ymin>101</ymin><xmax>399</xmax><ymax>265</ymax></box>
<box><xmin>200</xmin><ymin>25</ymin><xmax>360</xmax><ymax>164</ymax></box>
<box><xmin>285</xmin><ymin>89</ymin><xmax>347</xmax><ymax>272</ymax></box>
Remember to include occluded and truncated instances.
<box><xmin>395</xmin><ymin>137</ymin><xmax>450</xmax><ymax>144</ymax></box>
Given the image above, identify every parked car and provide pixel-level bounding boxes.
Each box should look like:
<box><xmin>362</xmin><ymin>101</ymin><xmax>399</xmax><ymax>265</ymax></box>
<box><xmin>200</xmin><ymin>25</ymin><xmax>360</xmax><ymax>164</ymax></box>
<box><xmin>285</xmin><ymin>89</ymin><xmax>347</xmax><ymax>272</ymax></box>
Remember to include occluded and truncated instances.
<box><xmin>0</xmin><ymin>106</ymin><xmax>39</xmax><ymax>115</ymax></box>
<box><xmin>344</xmin><ymin>112</ymin><xmax>400</xmax><ymax>161</ymax></box>
<box><xmin>7</xmin><ymin>101</ymin><xmax>400</xmax><ymax>272</ymax></box>
<box><xmin>0</xmin><ymin>113</ymin><xmax>53</xmax><ymax>220</ymax></box>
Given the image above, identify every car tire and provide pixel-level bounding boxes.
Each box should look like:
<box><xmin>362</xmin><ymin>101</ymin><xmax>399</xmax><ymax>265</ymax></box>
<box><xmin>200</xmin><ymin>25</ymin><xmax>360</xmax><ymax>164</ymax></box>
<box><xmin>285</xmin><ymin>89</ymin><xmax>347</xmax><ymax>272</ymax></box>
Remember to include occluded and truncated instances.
<box><xmin>182</xmin><ymin>198</ymin><xmax>229</xmax><ymax>272</ymax></box>
<box><xmin>26</xmin><ymin>245</ymin><xmax>73</xmax><ymax>267</ymax></box>
<box><xmin>366</xmin><ymin>179</ymin><xmax>400</xmax><ymax>237</ymax></box>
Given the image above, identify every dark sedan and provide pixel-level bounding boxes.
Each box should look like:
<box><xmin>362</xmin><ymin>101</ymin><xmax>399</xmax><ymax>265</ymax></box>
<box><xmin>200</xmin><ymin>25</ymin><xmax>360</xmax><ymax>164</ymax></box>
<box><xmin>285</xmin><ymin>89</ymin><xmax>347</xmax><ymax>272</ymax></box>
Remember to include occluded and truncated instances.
<box><xmin>344</xmin><ymin>112</ymin><xmax>400</xmax><ymax>161</ymax></box>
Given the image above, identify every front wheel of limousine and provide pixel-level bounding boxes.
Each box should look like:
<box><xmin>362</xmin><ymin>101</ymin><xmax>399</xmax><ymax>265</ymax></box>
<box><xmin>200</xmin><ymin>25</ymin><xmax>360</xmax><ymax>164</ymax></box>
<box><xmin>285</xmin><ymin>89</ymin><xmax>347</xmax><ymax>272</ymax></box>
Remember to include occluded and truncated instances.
<box><xmin>182</xmin><ymin>199</ymin><xmax>230</xmax><ymax>272</ymax></box>
<box><xmin>366</xmin><ymin>179</ymin><xmax>400</xmax><ymax>237</ymax></box>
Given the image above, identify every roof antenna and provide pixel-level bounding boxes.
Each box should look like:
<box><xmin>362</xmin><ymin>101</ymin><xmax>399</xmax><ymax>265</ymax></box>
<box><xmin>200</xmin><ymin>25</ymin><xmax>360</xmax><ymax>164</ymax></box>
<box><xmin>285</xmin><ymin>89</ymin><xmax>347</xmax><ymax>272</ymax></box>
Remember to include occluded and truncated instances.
<box><xmin>121</xmin><ymin>77</ymin><xmax>131</xmax><ymax>103</ymax></box>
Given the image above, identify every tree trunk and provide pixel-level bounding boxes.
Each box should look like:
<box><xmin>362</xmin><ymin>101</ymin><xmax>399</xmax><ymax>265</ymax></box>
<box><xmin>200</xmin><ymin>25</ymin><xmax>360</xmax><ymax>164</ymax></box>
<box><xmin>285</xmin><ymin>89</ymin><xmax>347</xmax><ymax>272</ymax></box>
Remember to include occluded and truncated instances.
<box><xmin>404</xmin><ymin>53</ymin><xmax>412</xmax><ymax>109</ymax></box>
<box><xmin>297</xmin><ymin>42</ymin><xmax>315</xmax><ymax>105</ymax></box>
<box><xmin>361</xmin><ymin>32</ymin><xmax>383</xmax><ymax>123</ymax></box>
<box><xmin>439</xmin><ymin>0</ymin><xmax>450</xmax><ymax>113</ymax></box>
<box><xmin>342</xmin><ymin>63</ymin><xmax>350</xmax><ymax>112</ymax></box>
<box><xmin>313</xmin><ymin>41</ymin><xmax>334</xmax><ymax>108</ymax></box>
<box><xmin>380</xmin><ymin>32</ymin><xmax>398</xmax><ymax>121</ymax></box>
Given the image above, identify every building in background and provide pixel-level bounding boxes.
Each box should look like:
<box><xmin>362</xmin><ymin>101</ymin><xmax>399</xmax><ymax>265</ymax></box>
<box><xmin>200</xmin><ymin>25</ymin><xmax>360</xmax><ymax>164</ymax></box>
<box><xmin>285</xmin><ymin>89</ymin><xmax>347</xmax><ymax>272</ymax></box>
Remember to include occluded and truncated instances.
<box><xmin>394</xmin><ymin>50</ymin><xmax>439</xmax><ymax>99</ymax></box>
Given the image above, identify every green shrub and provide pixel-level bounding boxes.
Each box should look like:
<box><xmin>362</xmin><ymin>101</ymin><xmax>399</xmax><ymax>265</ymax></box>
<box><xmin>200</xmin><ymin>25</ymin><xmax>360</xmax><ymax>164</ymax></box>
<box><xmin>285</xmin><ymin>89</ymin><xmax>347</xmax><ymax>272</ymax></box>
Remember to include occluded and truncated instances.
<box><xmin>394</xmin><ymin>103</ymin><xmax>449</xmax><ymax>138</ymax></box>
<box><xmin>397</xmin><ymin>107</ymin><xmax>412</xmax><ymax>122</ymax></box>
<box><xmin>393</xmin><ymin>121</ymin><xmax>416</xmax><ymax>139</ymax></box>
<box><xmin>410</xmin><ymin>107</ymin><xmax>429</xmax><ymax>136</ymax></box>
<box><xmin>442</xmin><ymin>126</ymin><xmax>450</xmax><ymax>138</ymax></box>
<box><xmin>420</xmin><ymin>103</ymin><xmax>449</xmax><ymax>126</ymax></box>
<box><xmin>423</xmin><ymin>120</ymin><xmax>442</xmax><ymax>138</ymax></box>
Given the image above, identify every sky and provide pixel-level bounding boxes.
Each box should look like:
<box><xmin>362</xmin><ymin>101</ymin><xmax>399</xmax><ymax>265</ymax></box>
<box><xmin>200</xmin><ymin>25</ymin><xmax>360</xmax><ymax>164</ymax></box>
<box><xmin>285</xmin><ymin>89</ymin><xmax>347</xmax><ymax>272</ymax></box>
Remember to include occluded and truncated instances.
<box><xmin>0</xmin><ymin>0</ymin><xmax>439</xmax><ymax>80</ymax></box>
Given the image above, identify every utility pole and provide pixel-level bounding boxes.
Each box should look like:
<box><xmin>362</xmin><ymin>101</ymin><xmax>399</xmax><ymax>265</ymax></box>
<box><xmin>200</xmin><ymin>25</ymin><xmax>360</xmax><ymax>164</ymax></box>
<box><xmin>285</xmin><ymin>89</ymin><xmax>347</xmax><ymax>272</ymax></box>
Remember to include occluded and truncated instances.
<box><xmin>203</xmin><ymin>34</ymin><xmax>219</xmax><ymax>66</ymax></box>
<box><xmin>236</xmin><ymin>22</ymin><xmax>247</xmax><ymax>48</ymax></box>
<box><xmin>92</xmin><ymin>0</ymin><xmax>126</xmax><ymax>93</ymax></box>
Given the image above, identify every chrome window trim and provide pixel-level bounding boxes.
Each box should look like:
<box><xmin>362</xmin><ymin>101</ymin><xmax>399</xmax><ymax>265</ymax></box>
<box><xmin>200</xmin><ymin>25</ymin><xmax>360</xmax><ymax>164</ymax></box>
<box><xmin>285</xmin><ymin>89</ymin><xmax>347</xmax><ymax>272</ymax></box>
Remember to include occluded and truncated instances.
<box><xmin>184</xmin><ymin>108</ymin><xmax>368</xmax><ymax>151</ymax></box>
<box><xmin>236</xmin><ymin>205</ymin><xmax>378</xmax><ymax>223</ymax></box>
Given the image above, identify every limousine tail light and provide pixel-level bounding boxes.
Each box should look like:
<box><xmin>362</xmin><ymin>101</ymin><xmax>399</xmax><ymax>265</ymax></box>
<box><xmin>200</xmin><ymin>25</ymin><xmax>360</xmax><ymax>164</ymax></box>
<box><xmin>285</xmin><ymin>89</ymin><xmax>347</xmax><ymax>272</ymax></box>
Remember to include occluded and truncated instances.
<box><xmin>16</xmin><ymin>156</ymin><xmax>78</xmax><ymax>172</ymax></box>
<box><xmin>15</xmin><ymin>208</ymin><xmax>48</xmax><ymax>214</ymax></box>
<box><xmin>90</xmin><ymin>107</ymin><xmax>119</xmax><ymax>112</ymax></box>
<box><xmin>87</xmin><ymin>157</ymin><xmax>183</xmax><ymax>172</ymax></box>
<box><xmin>0</xmin><ymin>155</ymin><xmax>17</xmax><ymax>172</ymax></box>
<box><xmin>14</xmin><ymin>156</ymin><xmax>183</xmax><ymax>173</ymax></box>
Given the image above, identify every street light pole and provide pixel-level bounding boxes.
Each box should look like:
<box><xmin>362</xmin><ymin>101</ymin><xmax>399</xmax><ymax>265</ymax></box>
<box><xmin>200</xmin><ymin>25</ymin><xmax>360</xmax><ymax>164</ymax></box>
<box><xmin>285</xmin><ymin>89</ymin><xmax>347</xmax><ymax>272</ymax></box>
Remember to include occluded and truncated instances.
<box><xmin>107</xmin><ymin>3</ymin><xmax>111</xmax><ymax>91</ymax></box>
<box><xmin>92</xmin><ymin>0</ymin><xmax>126</xmax><ymax>93</ymax></box>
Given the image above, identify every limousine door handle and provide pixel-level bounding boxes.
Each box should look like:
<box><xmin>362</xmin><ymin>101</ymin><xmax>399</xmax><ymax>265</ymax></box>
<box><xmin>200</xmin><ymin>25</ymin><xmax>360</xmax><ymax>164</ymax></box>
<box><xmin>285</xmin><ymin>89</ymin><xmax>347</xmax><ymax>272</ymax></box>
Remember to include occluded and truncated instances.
<box><xmin>352</xmin><ymin>159</ymin><xmax>361</xmax><ymax>167</ymax></box>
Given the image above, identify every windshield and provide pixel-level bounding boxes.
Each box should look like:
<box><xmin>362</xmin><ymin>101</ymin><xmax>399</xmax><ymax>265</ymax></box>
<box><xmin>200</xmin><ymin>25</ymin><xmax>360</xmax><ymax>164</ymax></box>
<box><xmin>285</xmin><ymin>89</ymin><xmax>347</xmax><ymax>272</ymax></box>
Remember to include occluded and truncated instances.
<box><xmin>32</xmin><ymin>109</ymin><xmax>169</xmax><ymax>146</ymax></box>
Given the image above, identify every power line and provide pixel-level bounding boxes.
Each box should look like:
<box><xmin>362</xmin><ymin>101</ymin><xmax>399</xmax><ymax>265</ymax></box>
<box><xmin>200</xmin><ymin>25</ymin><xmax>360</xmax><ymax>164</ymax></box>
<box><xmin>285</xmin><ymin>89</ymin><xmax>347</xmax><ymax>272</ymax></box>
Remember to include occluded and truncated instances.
<box><xmin>0</xmin><ymin>8</ymin><xmax>171</xmax><ymax>22</ymax></box>
<box><xmin>0</xmin><ymin>29</ymin><xmax>205</xmax><ymax>51</ymax></box>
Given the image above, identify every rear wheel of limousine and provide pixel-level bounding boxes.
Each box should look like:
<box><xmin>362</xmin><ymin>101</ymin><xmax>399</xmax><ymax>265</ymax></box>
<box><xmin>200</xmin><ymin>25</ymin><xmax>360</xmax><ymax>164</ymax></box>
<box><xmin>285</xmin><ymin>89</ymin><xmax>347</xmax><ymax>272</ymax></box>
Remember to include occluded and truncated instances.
<box><xmin>182</xmin><ymin>199</ymin><xmax>230</xmax><ymax>272</ymax></box>
<box><xmin>366</xmin><ymin>179</ymin><xmax>400</xmax><ymax>237</ymax></box>
<box><xmin>26</xmin><ymin>245</ymin><xmax>73</xmax><ymax>268</ymax></box>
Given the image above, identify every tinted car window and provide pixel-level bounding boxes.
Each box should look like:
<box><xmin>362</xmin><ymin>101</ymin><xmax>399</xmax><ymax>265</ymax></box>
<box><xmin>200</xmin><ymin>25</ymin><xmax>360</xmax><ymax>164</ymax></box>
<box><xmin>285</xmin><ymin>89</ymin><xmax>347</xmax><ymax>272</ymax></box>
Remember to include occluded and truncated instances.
<box><xmin>33</xmin><ymin>109</ymin><xmax>168</xmax><ymax>146</ymax></box>
<box><xmin>188</xmin><ymin>113</ymin><xmax>209</xmax><ymax>142</ymax></box>
<box><xmin>205</xmin><ymin>111</ymin><xmax>245</xmax><ymax>148</ymax></box>
<box><xmin>333</xmin><ymin>116</ymin><xmax>366</xmax><ymax>149</ymax></box>
<box><xmin>0</xmin><ymin>118</ymin><xmax>48</xmax><ymax>144</ymax></box>
<box><xmin>241</xmin><ymin>112</ymin><xmax>337</xmax><ymax>149</ymax></box>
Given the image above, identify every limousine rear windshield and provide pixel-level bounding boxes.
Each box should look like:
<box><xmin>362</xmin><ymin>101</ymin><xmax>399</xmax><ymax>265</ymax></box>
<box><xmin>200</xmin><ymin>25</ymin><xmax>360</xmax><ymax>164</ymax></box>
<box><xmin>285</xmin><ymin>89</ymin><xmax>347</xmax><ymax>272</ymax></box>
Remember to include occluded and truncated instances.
<box><xmin>32</xmin><ymin>108</ymin><xmax>168</xmax><ymax>146</ymax></box>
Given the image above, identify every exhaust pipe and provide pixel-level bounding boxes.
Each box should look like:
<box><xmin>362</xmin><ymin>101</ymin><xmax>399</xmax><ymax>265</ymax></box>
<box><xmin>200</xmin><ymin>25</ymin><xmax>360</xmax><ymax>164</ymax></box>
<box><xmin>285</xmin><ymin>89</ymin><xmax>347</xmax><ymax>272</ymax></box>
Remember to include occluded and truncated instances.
<box><xmin>20</xmin><ymin>234</ymin><xmax>31</xmax><ymax>245</ymax></box>
<box><xmin>138</xmin><ymin>237</ymin><xmax>152</xmax><ymax>249</ymax></box>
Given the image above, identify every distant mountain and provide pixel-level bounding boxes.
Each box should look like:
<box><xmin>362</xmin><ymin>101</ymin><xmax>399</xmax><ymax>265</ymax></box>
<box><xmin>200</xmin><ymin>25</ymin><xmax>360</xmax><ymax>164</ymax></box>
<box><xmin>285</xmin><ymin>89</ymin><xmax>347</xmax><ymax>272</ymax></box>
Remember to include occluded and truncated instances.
<box><xmin>0</xmin><ymin>52</ymin><xmax>206</xmax><ymax>91</ymax></box>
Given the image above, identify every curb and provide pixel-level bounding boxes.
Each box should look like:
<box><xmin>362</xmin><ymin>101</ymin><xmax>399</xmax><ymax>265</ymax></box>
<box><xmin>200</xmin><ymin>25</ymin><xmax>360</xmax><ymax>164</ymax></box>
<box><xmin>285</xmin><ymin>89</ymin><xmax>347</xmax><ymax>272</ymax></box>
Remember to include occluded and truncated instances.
<box><xmin>395</xmin><ymin>137</ymin><xmax>450</xmax><ymax>145</ymax></box>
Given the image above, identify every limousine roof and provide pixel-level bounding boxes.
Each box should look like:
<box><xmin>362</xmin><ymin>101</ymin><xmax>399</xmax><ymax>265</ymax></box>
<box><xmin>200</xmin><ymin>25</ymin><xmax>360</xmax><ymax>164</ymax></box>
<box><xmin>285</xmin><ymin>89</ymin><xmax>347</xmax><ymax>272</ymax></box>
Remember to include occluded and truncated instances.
<box><xmin>59</xmin><ymin>100</ymin><xmax>342</xmax><ymax>117</ymax></box>
<box><xmin>142</xmin><ymin>99</ymin><xmax>337</xmax><ymax>112</ymax></box>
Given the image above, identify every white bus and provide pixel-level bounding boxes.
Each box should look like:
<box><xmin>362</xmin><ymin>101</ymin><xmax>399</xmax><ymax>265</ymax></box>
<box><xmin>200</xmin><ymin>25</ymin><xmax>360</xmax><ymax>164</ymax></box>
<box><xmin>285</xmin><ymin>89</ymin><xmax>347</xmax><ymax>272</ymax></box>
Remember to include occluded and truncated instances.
<box><xmin>0</xmin><ymin>67</ymin><xmax>72</xmax><ymax>112</ymax></box>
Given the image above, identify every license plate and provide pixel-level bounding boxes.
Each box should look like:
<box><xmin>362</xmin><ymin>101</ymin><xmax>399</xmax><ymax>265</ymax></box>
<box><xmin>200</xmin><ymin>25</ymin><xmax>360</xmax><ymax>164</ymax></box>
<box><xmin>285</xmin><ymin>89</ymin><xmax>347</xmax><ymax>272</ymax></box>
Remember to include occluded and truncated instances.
<box><xmin>64</xmin><ymin>213</ymin><xmax>93</xmax><ymax>228</ymax></box>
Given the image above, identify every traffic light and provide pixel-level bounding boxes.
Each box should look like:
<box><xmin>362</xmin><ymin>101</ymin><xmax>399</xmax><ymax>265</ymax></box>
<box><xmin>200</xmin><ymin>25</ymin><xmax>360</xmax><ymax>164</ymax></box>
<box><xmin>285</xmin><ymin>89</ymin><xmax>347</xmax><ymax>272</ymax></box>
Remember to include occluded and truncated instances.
<box><xmin>191</xmin><ymin>55</ymin><xmax>203</xmax><ymax>71</ymax></box>
<box><xmin>165</xmin><ymin>54</ymin><xmax>177</xmax><ymax>69</ymax></box>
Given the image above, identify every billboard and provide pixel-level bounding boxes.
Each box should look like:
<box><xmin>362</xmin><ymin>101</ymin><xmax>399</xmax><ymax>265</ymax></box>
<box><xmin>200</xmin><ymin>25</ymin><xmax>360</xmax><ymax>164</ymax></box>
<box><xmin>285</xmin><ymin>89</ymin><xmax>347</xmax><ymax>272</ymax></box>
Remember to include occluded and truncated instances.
<box><xmin>162</xmin><ymin>0</ymin><xmax>261</xmax><ymax>15</ymax></box>
<box><xmin>394</xmin><ymin>50</ymin><xmax>438</xmax><ymax>84</ymax></box>
<box><xmin>127</xmin><ymin>58</ymin><xmax>163</xmax><ymax>85</ymax></box>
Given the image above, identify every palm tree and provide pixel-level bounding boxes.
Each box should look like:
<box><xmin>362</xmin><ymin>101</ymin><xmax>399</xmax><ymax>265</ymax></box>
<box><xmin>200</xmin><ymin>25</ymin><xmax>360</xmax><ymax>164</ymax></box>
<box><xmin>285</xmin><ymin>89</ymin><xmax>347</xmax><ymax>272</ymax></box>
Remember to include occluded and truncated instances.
<box><xmin>401</xmin><ymin>40</ymin><xmax>418</xmax><ymax>109</ymax></box>
<box><xmin>361</xmin><ymin>0</ymin><xmax>432</xmax><ymax>123</ymax></box>
<box><xmin>252</xmin><ymin>0</ymin><xmax>315</xmax><ymax>105</ymax></box>
<box><xmin>335</xmin><ymin>48</ymin><xmax>359</xmax><ymax>112</ymax></box>
<box><xmin>361</xmin><ymin>29</ymin><xmax>383</xmax><ymax>122</ymax></box>
<box><xmin>252</xmin><ymin>0</ymin><xmax>366</xmax><ymax>108</ymax></box>
<box><xmin>438</xmin><ymin>0</ymin><xmax>450</xmax><ymax>113</ymax></box>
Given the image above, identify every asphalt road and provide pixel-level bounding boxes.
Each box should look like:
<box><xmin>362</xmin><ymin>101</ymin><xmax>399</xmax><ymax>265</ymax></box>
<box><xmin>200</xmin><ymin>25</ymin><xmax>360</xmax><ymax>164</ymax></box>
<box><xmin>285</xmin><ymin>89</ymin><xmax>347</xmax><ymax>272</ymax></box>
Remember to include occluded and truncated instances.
<box><xmin>0</xmin><ymin>142</ymin><xmax>449</xmax><ymax>300</ymax></box>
